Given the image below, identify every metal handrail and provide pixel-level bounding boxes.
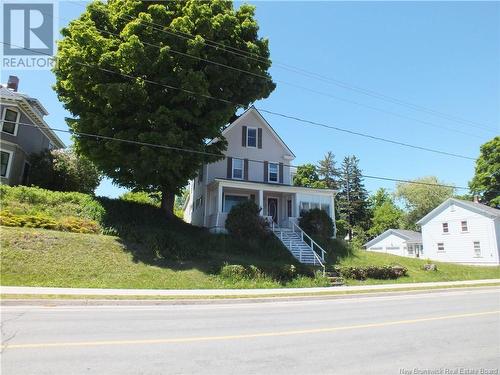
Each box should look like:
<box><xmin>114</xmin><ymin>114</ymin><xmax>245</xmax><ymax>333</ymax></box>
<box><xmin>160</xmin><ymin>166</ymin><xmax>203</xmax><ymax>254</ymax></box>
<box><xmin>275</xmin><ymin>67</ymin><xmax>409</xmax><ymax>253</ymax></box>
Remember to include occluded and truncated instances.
<box><xmin>289</xmin><ymin>220</ymin><xmax>327</xmax><ymax>262</ymax></box>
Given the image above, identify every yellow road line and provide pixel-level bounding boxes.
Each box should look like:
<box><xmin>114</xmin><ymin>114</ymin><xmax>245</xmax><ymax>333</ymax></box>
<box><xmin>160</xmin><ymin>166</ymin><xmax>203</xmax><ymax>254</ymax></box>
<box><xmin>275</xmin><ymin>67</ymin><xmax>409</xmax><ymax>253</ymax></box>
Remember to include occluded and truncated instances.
<box><xmin>2</xmin><ymin>310</ymin><xmax>499</xmax><ymax>350</ymax></box>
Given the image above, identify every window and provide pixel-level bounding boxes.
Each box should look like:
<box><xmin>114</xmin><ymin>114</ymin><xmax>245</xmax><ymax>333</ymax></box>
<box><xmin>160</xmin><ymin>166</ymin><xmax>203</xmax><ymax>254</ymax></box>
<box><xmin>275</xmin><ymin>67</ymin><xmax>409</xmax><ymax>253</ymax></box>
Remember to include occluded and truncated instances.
<box><xmin>299</xmin><ymin>202</ymin><xmax>310</xmax><ymax>213</ymax></box>
<box><xmin>437</xmin><ymin>243</ymin><xmax>445</xmax><ymax>252</ymax></box>
<box><xmin>461</xmin><ymin>221</ymin><xmax>468</xmax><ymax>232</ymax></box>
<box><xmin>407</xmin><ymin>245</ymin><xmax>414</xmax><ymax>254</ymax></box>
<box><xmin>232</xmin><ymin>158</ymin><xmax>243</xmax><ymax>179</ymax></box>
<box><xmin>247</xmin><ymin>127</ymin><xmax>257</xmax><ymax>147</ymax></box>
<box><xmin>442</xmin><ymin>222</ymin><xmax>449</xmax><ymax>233</ymax></box>
<box><xmin>2</xmin><ymin>108</ymin><xmax>19</xmax><ymax>135</ymax></box>
<box><xmin>473</xmin><ymin>241</ymin><xmax>481</xmax><ymax>257</ymax></box>
<box><xmin>1</xmin><ymin>151</ymin><xmax>12</xmax><ymax>177</ymax></box>
<box><xmin>287</xmin><ymin>199</ymin><xmax>292</xmax><ymax>217</ymax></box>
<box><xmin>223</xmin><ymin>195</ymin><xmax>248</xmax><ymax>213</ymax></box>
<box><xmin>268</xmin><ymin>162</ymin><xmax>278</xmax><ymax>183</ymax></box>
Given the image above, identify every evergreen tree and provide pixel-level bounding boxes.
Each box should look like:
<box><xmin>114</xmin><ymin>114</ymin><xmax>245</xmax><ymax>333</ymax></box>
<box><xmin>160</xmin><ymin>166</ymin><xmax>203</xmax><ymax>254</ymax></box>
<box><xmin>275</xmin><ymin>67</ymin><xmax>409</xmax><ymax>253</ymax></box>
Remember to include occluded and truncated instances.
<box><xmin>317</xmin><ymin>151</ymin><xmax>340</xmax><ymax>189</ymax></box>
<box><xmin>337</xmin><ymin>155</ymin><xmax>369</xmax><ymax>239</ymax></box>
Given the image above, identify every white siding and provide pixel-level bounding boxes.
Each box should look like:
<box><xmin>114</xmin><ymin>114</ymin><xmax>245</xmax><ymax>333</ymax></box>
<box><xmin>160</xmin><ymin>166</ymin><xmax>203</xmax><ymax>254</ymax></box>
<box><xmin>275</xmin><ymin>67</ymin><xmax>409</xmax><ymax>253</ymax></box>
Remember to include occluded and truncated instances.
<box><xmin>366</xmin><ymin>234</ymin><xmax>408</xmax><ymax>257</ymax></box>
<box><xmin>420</xmin><ymin>204</ymin><xmax>500</xmax><ymax>265</ymax></box>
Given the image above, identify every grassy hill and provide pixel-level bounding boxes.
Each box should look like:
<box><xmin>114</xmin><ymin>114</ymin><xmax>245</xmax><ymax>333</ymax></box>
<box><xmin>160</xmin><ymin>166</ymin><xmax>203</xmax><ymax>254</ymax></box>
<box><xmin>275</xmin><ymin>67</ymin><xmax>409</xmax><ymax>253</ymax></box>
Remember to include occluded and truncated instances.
<box><xmin>1</xmin><ymin>186</ymin><xmax>498</xmax><ymax>289</ymax></box>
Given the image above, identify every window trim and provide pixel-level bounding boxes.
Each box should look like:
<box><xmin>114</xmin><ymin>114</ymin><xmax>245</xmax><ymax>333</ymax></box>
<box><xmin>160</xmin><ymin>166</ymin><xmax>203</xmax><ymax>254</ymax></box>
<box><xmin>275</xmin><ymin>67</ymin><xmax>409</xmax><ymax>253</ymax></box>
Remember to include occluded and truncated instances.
<box><xmin>268</xmin><ymin>162</ymin><xmax>279</xmax><ymax>183</ymax></box>
<box><xmin>461</xmin><ymin>220</ymin><xmax>468</xmax><ymax>233</ymax></box>
<box><xmin>1</xmin><ymin>107</ymin><xmax>20</xmax><ymax>136</ymax></box>
<box><xmin>473</xmin><ymin>241</ymin><xmax>481</xmax><ymax>258</ymax></box>
<box><xmin>437</xmin><ymin>242</ymin><xmax>445</xmax><ymax>252</ymax></box>
<box><xmin>0</xmin><ymin>149</ymin><xmax>14</xmax><ymax>178</ymax></box>
<box><xmin>442</xmin><ymin>222</ymin><xmax>449</xmax><ymax>234</ymax></box>
<box><xmin>246</xmin><ymin>127</ymin><xmax>257</xmax><ymax>148</ymax></box>
<box><xmin>232</xmin><ymin>158</ymin><xmax>244</xmax><ymax>180</ymax></box>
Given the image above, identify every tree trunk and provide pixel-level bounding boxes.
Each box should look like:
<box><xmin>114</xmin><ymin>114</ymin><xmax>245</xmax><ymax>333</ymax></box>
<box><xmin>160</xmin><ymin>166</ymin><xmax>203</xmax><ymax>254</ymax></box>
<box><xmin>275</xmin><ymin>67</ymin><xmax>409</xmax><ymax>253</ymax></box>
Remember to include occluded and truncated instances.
<box><xmin>161</xmin><ymin>189</ymin><xmax>175</xmax><ymax>218</ymax></box>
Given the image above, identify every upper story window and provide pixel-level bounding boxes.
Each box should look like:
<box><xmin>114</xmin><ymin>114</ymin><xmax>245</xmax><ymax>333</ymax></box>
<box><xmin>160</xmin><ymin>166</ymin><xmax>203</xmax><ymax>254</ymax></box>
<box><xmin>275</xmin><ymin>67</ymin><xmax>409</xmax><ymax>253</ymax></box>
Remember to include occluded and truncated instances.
<box><xmin>442</xmin><ymin>222</ymin><xmax>449</xmax><ymax>233</ymax></box>
<box><xmin>268</xmin><ymin>162</ymin><xmax>278</xmax><ymax>183</ymax></box>
<box><xmin>2</xmin><ymin>108</ymin><xmax>20</xmax><ymax>135</ymax></box>
<box><xmin>1</xmin><ymin>150</ymin><xmax>13</xmax><ymax>178</ymax></box>
<box><xmin>232</xmin><ymin>158</ymin><xmax>243</xmax><ymax>179</ymax></box>
<box><xmin>247</xmin><ymin>127</ymin><xmax>257</xmax><ymax>147</ymax></box>
<box><xmin>461</xmin><ymin>220</ymin><xmax>468</xmax><ymax>232</ymax></box>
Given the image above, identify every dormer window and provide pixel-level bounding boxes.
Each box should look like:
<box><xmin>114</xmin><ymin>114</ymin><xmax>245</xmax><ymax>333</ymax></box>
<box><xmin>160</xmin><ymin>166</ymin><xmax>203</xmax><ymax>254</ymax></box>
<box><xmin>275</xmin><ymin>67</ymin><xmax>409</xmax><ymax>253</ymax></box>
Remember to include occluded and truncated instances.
<box><xmin>268</xmin><ymin>162</ymin><xmax>278</xmax><ymax>183</ymax></box>
<box><xmin>247</xmin><ymin>127</ymin><xmax>257</xmax><ymax>147</ymax></box>
<box><xmin>1</xmin><ymin>108</ymin><xmax>20</xmax><ymax>135</ymax></box>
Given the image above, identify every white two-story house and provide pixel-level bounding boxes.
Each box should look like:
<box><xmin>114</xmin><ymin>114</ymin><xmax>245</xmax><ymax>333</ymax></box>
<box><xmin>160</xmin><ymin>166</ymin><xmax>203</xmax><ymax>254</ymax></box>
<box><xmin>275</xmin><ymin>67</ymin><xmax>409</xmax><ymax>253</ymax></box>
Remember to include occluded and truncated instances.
<box><xmin>416</xmin><ymin>198</ymin><xmax>500</xmax><ymax>265</ymax></box>
<box><xmin>183</xmin><ymin>107</ymin><xmax>337</xmax><ymax>237</ymax></box>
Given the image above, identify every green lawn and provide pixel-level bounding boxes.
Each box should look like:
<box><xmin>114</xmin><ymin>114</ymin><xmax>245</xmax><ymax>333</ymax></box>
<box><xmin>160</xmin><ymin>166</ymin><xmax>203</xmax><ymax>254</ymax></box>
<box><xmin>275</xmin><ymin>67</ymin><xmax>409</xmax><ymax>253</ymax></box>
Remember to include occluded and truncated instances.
<box><xmin>0</xmin><ymin>227</ymin><xmax>328</xmax><ymax>289</ymax></box>
<box><xmin>1</xmin><ymin>226</ymin><xmax>498</xmax><ymax>289</ymax></box>
<box><xmin>335</xmin><ymin>250</ymin><xmax>500</xmax><ymax>285</ymax></box>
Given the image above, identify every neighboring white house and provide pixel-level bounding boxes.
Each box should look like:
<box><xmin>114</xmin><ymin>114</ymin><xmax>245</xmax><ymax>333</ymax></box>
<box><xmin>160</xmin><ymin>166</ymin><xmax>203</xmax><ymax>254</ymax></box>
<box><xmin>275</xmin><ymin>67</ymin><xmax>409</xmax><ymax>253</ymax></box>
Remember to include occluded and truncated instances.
<box><xmin>416</xmin><ymin>198</ymin><xmax>500</xmax><ymax>265</ymax></box>
<box><xmin>183</xmin><ymin>106</ymin><xmax>337</xmax><ymax>234</ymax></box>
<box><xmin>364</xmin><ymin>229</ymin><xmax>423</xmax><ymax>258</ymax></box>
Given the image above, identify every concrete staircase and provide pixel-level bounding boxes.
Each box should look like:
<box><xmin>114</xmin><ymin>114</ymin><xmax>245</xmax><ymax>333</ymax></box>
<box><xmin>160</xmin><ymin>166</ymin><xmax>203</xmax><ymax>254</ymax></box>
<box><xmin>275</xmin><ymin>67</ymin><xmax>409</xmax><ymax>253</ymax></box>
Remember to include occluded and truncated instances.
<box><xmin>271</xmin><ymin>227</ymin><xmax>323</xmax><ymax>267</ymax></box>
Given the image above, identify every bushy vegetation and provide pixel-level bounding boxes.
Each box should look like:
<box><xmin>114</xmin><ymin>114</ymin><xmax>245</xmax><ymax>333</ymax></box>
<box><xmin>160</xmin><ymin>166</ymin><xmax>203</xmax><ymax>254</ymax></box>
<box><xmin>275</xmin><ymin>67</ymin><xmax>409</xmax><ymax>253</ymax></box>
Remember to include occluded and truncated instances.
<box><xmin>28</xmin><ymin>148</ymin><xmax>102</xmax><ymax>194</ymax></box>
<box><xmin>225</xmin><ymin>201</ymin><xmax>268</xmax><ymax>239</ymax></box>
<box><xmin>0</xmin><ymin>211</ymin><xmax>99</xmax><ymax>234</ymax></box>
<box><xmin>299</xmin><ymin>208</ymin><xmax>334</xmax><ymax>239</ymax></box>
<box><xmin>334</xmin><ymin>265</ymin><xmax>408</xmax><ymax>280</ymax></box>
<box><xmin>0</xmin><ymin>185</ymin><xmax>105</xmax><ymax>223</ymax></box>
<box><xmin>119</xmin><ymin>191</ymin><xmax>160</xmax><ymax>207</ymax></box>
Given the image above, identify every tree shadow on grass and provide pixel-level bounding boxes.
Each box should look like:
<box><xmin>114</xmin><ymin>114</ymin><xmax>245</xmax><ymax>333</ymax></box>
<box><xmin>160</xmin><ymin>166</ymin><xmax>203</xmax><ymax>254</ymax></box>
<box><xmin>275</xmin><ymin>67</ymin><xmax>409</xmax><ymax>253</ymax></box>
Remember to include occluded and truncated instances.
<box><xmin>97</xmin><ymin>197</ymin><xmax>297</xmax><ymax>276</ymax></box>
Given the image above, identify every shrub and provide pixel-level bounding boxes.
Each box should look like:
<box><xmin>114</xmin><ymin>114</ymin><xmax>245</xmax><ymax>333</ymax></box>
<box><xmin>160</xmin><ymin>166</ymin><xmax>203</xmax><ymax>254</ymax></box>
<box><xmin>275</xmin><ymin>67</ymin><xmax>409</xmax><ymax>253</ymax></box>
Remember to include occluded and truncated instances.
<box><xmin>219</xmin><ymin>264</ymin><xmax>263</xmax><ymax>280</ymax></box>
<box><xmin>299</xmin><ymin>208</ymin><xmax>334</xmax><ymax>239</ymax></box>
<box><xmin>225</xmin><ymin>201</ymin><xmax>267</xmax><ymax>239</ymax></box>
<box><xmin>335</xmin><ymin>265</ymin><xmax>408</xmax><ymax>280</ymax></box>
<box><xmin>28</xmin><ymin>148</ymin><xmax>102</xmax><ymax>194</ymax></box>
<box><xmin>0</xmin><ymin>210</ymin><xmax>100</xmax><ymax>234</ymax></box>
<box><xmin>119</xmin><ymin>191</ymin><xmax>161</xmax><ymax>207</ymax></box>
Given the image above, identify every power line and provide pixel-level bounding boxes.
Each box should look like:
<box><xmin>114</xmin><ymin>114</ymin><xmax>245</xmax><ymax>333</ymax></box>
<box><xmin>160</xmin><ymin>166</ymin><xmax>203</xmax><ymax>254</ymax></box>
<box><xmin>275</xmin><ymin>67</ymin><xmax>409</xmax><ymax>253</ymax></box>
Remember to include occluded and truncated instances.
<box><xmin>8</xmin><ymin>119</ymin><xmax>470</xmax><ymax>191</ymax></box>
<box><xmin>68</xmin><ymin>1</ymin><xmax>498</xmax><ymax>133</ymax></box>
<box><xmin>2</xmin><ymin>41</ymin><xmax>477</xmax><ymax>161</ymax></box>
<box><xmin>68</xmin><ymin>18</ymin><xmax>487</xmax><ymax>140</ymax></box>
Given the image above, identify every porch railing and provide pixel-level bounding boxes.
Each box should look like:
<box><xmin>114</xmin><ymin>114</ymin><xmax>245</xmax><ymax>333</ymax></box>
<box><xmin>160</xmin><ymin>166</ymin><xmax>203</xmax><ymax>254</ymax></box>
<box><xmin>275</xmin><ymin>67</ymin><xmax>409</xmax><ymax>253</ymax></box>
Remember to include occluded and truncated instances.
<box><xmin>289</xmin><ymin>219</ymin><xmax>327</xmax><ymax>263</ymax></box>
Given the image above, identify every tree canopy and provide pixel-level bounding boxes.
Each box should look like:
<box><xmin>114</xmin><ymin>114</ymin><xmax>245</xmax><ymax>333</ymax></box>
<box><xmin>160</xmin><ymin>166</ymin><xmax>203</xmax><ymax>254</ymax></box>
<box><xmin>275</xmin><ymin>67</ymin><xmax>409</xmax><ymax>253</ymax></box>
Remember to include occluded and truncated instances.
<box><xmin>28</xmin><ymin>148</ymin><xmax>102</xmax><ymax>194</ymax></box>
<box><xmin>293</xmin><ymin>163</ymin><xmax>326</xmax><ymax>188</ymax></box>
<box><xmin>395</xmin><ymin>176</ymin><xmax>455</xmax><ymax>228</ymax></box>
<box><xmin>317</xmin><ymin>151</ymin><xmax>340</xmax><ymax>189</ymax></box>
<box><xmin>54</xmin><ymin>0</ymin><xmax>275</xmax><ymax>215</ymax></box>
<box><xmin>469</xmin><ymin>136</ymin><xmax>500</xmax><ymax>207</ymax></box>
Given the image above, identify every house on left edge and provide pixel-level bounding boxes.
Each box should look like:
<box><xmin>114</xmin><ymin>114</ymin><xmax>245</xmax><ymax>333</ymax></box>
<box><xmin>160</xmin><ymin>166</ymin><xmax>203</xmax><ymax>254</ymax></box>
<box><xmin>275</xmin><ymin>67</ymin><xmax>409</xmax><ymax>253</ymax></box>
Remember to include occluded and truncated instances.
<box><xmin>0</xmin><ymin>76</ymin><xmax>65</xmax><ymax>186</ymax></box>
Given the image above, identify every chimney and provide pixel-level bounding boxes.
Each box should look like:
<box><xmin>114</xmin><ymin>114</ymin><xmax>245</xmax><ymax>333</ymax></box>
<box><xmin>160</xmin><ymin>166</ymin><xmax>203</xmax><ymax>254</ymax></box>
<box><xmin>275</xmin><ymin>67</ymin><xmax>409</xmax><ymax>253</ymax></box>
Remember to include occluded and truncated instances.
<box><xmin>7</xmin><ymin>75</ymin><xmax>19</xmax><ymax>92</ymax></box>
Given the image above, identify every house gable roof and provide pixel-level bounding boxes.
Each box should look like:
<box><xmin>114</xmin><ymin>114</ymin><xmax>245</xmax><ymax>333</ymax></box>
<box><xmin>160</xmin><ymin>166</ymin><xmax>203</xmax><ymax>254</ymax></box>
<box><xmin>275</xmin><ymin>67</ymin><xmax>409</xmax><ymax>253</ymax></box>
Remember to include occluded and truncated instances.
<box><xmin>364</xmin><ymin>229</ymin><xmax>422</xmax><ymax>248</ymax></box>
<box><xmin>209</xmin><ymin>106</ymin><xmax>296</xmax><ymax>158</ymax></box>
<box><xmin>416</xmin><ymin>198</ymin><xmax>500</xmax><ymax>226</ymax></box>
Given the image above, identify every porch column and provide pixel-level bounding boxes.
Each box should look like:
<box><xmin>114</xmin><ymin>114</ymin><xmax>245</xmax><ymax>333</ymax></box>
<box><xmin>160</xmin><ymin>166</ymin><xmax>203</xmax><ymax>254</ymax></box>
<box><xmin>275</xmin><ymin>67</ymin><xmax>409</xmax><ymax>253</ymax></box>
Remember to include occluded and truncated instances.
<box><xmin>331</xmin><ymin>194</ymin><xmax>337</xmax><ymax>238</ymax></box>
<box><xmin>258</xmin><ymin>189</ymin><xmax>264</xmax><ymax>216</ymax></box>
<box><xmin>217</xmin><ymin>184</ymin><xmax>223</xmax><ymax>213</ymax></box>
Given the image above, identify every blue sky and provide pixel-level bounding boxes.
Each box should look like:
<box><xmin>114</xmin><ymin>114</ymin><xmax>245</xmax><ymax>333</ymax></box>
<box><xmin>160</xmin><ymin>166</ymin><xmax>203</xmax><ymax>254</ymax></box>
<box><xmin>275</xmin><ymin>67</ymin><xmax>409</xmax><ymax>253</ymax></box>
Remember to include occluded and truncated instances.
<box><xmin>3</xmin><ymin>1</ymin><xmax>499</xmax><ymax>198</ymax></box>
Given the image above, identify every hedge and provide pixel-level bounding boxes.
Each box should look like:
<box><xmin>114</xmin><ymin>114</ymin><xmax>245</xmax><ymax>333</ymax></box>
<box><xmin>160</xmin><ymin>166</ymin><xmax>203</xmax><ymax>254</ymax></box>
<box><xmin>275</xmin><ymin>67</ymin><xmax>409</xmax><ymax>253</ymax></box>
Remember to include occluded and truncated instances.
<box><xmin>334</xmin><ymin>265</ymin><xmax>408</xmax><ymax>280</ymax></box>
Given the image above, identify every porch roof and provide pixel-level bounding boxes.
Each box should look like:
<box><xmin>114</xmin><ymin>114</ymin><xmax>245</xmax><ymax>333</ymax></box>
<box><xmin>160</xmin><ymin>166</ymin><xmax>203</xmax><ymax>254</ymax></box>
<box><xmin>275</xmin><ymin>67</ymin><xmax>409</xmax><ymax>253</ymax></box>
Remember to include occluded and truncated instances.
<box><xmin>210</xmin><ymin>178</ymin><xmax>337</xmax><ymax>196</ymax></box>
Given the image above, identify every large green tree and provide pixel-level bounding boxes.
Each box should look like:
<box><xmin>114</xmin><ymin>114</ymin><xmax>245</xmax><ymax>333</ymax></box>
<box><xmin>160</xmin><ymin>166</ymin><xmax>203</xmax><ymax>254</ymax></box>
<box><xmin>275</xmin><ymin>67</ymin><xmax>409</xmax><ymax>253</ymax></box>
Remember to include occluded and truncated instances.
<box><xmin>54</xmin><ymin>0</ymin><xmax>275</xmax><ymax>216</ymax></box>
<box><xmin>395</xmin><ymin>176</ymin><xmax>455</xmax><ymax>229</ymax></box>
<box><xmin>317</xmin><ymin>151</ymin><xmax>340</xmax><ymax>189</ymax></box>
<box><xmin>469</xmin><ymin>136</ymin><xmax>500</xmax><ymax>207</ymax></box>
<box><xmin>337</xmin><ymin>155</ymin><xmax>369</xmax><ymax>239</ymax></box>
<box><xmin>293</xmin><ymin>164</ymin><xmax>326</xmax><ymax>188</ymax></box>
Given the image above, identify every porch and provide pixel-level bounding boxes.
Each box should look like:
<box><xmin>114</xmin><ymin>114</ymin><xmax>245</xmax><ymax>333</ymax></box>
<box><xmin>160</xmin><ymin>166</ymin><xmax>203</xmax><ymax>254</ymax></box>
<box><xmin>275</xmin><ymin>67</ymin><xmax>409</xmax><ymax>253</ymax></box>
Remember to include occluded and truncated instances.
<box><xmin>205</xmin><ymin>178</ymin><xmax>336</xmax><ymax>233</ymax></box>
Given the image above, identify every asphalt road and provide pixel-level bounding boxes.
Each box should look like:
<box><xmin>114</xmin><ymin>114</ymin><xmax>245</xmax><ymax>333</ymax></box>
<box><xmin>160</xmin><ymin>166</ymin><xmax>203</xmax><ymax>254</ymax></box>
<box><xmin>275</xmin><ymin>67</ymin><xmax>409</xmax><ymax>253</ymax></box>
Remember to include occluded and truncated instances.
<box><xmin>1</xmin><ymin>288</ymin><xmax>499</xmax><ymax>375</ymax></box>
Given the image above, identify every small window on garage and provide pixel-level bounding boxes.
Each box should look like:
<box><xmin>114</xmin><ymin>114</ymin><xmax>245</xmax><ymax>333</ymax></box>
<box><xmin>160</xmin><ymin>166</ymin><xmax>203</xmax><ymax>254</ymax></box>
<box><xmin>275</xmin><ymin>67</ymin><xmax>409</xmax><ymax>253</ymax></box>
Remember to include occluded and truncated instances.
<box><xmin>473</xmin><ymin>241</ymin><xmax>481</xmax><ymax>257</ymax></box>
<box><xmin>442</xmin><ymin>222</ymin><xmax>449</xmax><ymax>233</ymax></box>
<box><xmin>437</xmin><ymin>243</ymin><xmax>445</xmax><ymax>252</ymax></box>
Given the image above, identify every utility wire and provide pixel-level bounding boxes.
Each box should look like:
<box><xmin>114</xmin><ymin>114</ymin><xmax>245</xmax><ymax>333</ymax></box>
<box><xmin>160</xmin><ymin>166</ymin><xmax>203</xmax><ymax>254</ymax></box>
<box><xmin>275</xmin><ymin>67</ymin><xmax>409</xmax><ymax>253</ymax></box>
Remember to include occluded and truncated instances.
<box><xmin>7</xmin><ymin>119</ymin><xmax>469</xmax><ymax>191</ymax></box>
<box><xmin>1</xmin><ymin>41</ymin><xmax>476</xmax><ymax>161</ymax></box>
<box><xmin>68</xmin><ymin>1</ymin><xmax>497</xmax><ymax>133</ymax></box>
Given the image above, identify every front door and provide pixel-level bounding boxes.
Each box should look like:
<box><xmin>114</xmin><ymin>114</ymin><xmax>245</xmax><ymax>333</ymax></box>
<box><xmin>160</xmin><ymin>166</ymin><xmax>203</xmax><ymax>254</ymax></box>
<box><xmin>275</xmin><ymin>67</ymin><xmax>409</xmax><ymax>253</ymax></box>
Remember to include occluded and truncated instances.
<box><xmin>268</xmin><ymin>198</ymin><xmax>278</xmax><ymax>223</ymax></box>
